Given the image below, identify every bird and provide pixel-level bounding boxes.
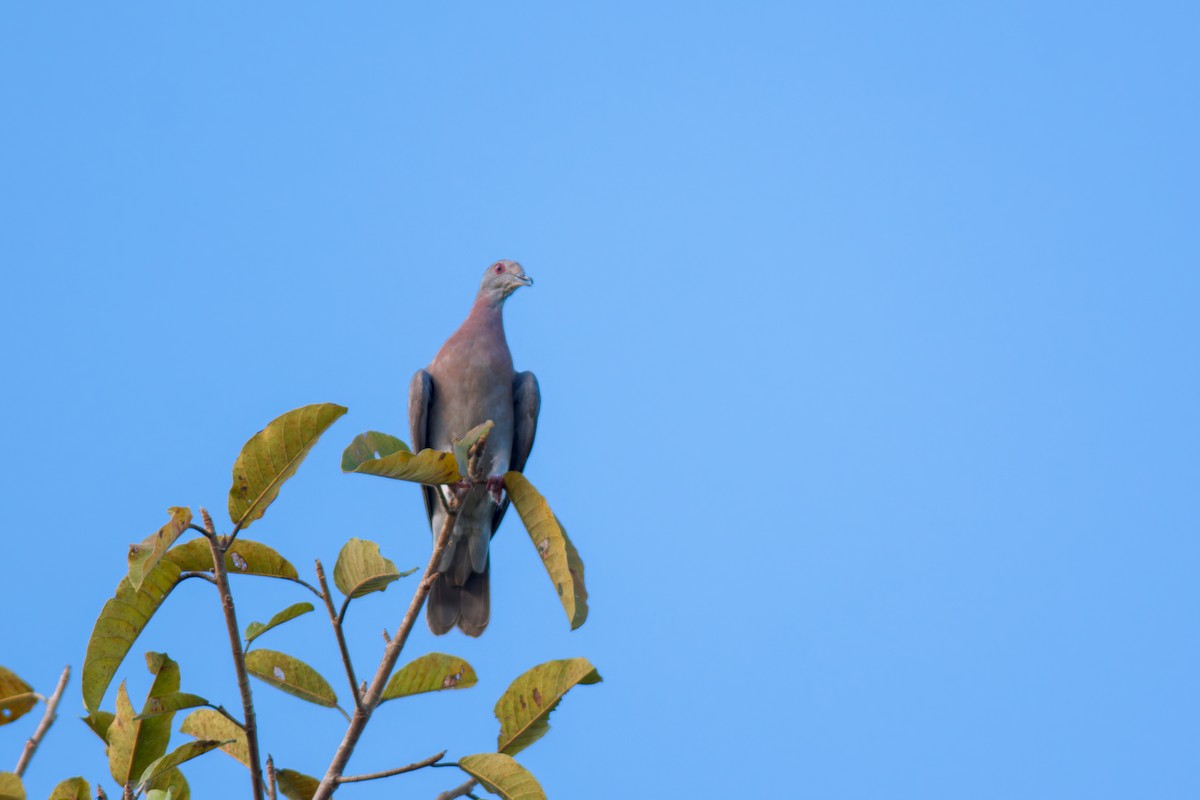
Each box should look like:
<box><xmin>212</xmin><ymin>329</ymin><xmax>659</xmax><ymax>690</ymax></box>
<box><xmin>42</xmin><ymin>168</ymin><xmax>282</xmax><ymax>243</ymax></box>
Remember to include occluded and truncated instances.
<box><xmin>409</xmin><ymin>260</ymin><xmax>540</xmax><ymax>636</ymax></box>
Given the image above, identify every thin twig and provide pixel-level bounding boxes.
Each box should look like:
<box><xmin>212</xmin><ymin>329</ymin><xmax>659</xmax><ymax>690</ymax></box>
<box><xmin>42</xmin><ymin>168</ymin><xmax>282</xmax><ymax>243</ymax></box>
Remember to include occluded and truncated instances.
<box><xmin>266</xmin><ymin>755</ymin><xmax>278</xmax><ymax>800</ymax></box>
<box><xmin>311</xmin><ymin>503</ymin><xmax>460</xmax><ymax>799</ymax></box>
<box><xmin>202</xmin><ymin>507</ymin><xmax>266</xmax><ymax>800</ymax></box>
<box><xmin>337</xmin><ymin>750</ymin><xmax>447</xmax><ymax>783</ymax></box>
<box><xmin>96</xmin><ymin>786</ymin><xmax>108</xmax><ymax>800</ymax></box>
<box><xmin>13</xmin><ymin>664</ymin><xmax>69</xmax><ymax>776</ymax></box>
<box><xmin>315</xmin><ymin>559</ymin><xmax>361</xmax><ymax>707</ymax></box>
<box><xmin>435</xmin><ymin>778</ymin><xmax>479</xmax><ymax>800</ymax></box>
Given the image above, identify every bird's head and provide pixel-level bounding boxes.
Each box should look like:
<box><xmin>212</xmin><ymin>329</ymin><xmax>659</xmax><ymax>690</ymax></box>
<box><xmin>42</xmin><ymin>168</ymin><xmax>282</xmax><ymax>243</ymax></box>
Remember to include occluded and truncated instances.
<box><xmin>478</xmin><ymin>260</ymin><xmax>533</xmax><ymax>303</ymax></box>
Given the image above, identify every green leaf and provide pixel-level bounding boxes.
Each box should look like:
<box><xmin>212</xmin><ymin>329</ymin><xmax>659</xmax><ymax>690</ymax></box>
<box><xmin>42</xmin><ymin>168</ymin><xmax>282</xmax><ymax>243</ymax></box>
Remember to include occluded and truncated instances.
<box><xmin>0</xmin><ymin>666</ymin><xmax>35</xmax><ymax>726</ymax></box>
<box><xmin>165</xmin><ymin>538</ymin><xmax>299</xmax><ymax>579</ymax></box>
<box><xmin>83</xmin><ymin>562</ymin><xmax>184</xmax><ymax>713</ymax></box>
<box><xmin>145</xmin><ymin>768</ymin><xmax>189</xmax><ymax>800</ymax></box>
<box><xmin>275</xmin><ymin>769</ymin><xmax>319</xmax><ymax>800</ymax></box>
<box><xmin>82</xmin><ymin>710</ymin><xmax>115</xmax><ymax>742</ymax></box>
<box><xmin>452</xmin><ymin>420</ymin><xmax>494</xmax><ymax>479</ymax></box>
<box><xmin>179</xmin><ymin>709</ymin><xmax>249</xmax><ymax>767</ymax></box>
<box><xmin>341</xmin><ymin>431</ymin><xmax>461</xmax><ymax>484</ymax></box>
<box><xmin>128</xmin><ymin>508</ymin><xmax>193</xmax><ymax>591</ymax></box>
<box><xmin>503</xmin><ymin>472</ymin><xmax>589</xmax><ymax>630</ymax></box>
<box><xmin>381</xmin><ymin>653</ymin><xmax>477</xmax><ymax>701</ymax></box>
<box><xmin>0</xmin><ymin>772</ymin><xmax>24</xmax><ymax>800</ymax></box>
<box><xmin>494</xmin><ymin>658</ymin><xmax>602</xmax><ymax>756</ymax></box>
<box><xmin>245</xmin><ymin>602</ymin><xmax>315</xmax><ymax>645</ymax></box>
<box><xmin>458</xmin><ymin>754</ymin><xmax>545</xmax><ymax>800</ymax></box>
<box><xmin>245</xmin><ymin>650</ymin><xmax>337</xmax><ymax>707</ymax></box>
<box><xmin>48</xmin><ymin>777</ymin><xmax>90</xmax><ymax>800</ymax></box>
<box><xmin>137</xmin><ymin>739</ymin><xmax>229</xmax><ymax>792</ymax></box>
<box><xmin>228</xmin><ymin>403</ymin><xmax>348</xmax><ymax>530</ymax></box>
<box><xmin>135</xmin><ymin>692</ymin><xmax>210</xmax><ymax>721</ymax></box>
<box><xmin>106</xmin><ymin>654</ymin><xmax>180</xmax><ymax>786</ymax></box>
<box><xmin>333</xmin><ymin>539</ymin><xmax>414</xmax><ymax>599</ymax></box>
<box><xmin>339</xmin><ymin>430</ymin><xmax>409</xmax><ymax>470</ymax></box>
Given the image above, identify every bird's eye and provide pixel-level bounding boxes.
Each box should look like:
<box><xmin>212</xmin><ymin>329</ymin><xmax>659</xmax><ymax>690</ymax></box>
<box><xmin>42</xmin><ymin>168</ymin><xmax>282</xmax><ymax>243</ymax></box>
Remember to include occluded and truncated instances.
<box><xmin>494</xmin><ymin>264</ymin><xmax>504</xmax><ymax>274</ymax></box>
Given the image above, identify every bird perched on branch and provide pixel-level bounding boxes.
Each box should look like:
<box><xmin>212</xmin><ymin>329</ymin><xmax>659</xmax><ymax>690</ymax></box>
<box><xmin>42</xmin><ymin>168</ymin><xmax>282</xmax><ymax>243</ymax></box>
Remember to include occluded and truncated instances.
<box><xmin>409</xmin><ymin>260</ymin><xmax>540</xmax><ymax>636</ymax></box>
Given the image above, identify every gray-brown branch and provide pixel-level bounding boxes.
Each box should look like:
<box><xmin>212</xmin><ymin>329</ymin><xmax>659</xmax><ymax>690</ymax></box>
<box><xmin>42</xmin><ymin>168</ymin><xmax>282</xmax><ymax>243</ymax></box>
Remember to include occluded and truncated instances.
<box><xmin>316</xmin><ymin>559</ymin><xmax>361</xmax><ymax>707</ymax></box>
<box><xmin>203</xmin><ymin>510</ymin><xmax>266</xmax><ymax>800</ymax></box>
<box><xmin>311</xmin><ymin>504</ymin><xmax>460</xmax><ymax>799</ymax></box>
<box><xmin>13</xmin><ymin>664</ymin><xmax>69</xmax><ymax>776</ymax></box>
<box><xmin>338</xmin><ymin>750</ymin><xmax>447</xmax><ymax>783</ymax></box>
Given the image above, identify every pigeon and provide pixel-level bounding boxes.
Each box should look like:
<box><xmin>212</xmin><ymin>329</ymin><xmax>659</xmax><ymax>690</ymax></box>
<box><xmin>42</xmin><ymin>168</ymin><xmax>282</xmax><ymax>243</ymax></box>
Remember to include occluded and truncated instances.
<box><xmin>409</xmin><ymin>260</ymin><xmax>540</xmax><ymax>636</ymax></box>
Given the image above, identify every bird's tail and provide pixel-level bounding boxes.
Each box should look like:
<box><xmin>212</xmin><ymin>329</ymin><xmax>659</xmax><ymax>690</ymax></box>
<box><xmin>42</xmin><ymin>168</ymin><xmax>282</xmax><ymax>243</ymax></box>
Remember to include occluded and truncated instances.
<box><xmin>427</xmin><ymin>548</ymin><xmax>490</xmax><ymax>637</ymax></box>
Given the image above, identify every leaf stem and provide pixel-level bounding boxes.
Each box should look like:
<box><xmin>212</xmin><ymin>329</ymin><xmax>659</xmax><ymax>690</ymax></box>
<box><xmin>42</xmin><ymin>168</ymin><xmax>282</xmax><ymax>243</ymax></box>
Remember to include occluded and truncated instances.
<box><xmin>336</xmin><ymin>750</ymin><xmax>446</xmax><ymax>783</ymax></box>
<box><xmin>311</xmin><ymin>500</ymin><xmax>460</xmax><ymax>799</ymax></box>
<box><xmin>202</xmin><ymin>507</ymin><xmax>266</xmax><ymax>800</ymax></box>
<box><xmin>13</xmin><ymin>664</ymin><xmax>69</xmax><ymax>777</ymax></box>
<box><xmin>315</xmin><ymin>559</ymin><xmax>361</xmax><ymax>708</ymax></box>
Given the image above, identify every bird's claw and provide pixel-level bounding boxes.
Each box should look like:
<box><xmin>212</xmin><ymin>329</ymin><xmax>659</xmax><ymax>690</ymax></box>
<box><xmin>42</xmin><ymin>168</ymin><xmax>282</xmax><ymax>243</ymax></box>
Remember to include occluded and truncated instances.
<box><xmin>486</xmin><ymin>476</ymin><xmax>505</xmax><ymax>504</ymax></box>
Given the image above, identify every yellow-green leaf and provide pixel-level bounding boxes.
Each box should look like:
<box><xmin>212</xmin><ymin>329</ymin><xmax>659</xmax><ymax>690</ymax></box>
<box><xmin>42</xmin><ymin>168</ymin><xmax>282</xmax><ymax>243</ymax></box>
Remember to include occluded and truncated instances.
<box><xmin>165</xmin><ymin>538</ymin><xmax>299</xmax><ymax>579</ymax></box>
<box><xmin>245</xmin><ymin>650</ymin><xmax>337</xmax><ymax>707</ymax></box>
<box><xmin>48</xmin><ymin>777</ymin><xmax>89</xmax><ymax>800</ymax></box>
<box><xmin>245</xmin><ymin>602</ymin><xmax>315</xmax><ymax>645</ymax></box>
<box><xmin>179</xmin><ymin>709</ymin><xmax>249</xmax><ymax>767</ymax></box>
<box><xmin>381</xmin><ymin>653</ymin><xmax>477</xmax><ymax>701</ymax></box>
<box><xmin>339</xmin><ymin>431</ymin><xmax>409</xmax><ymax>470</ymax></box>
<box><xmin>83</xmin><ymin>561</ymin><xmax>184</xmax><ymax>713</ymax></box>
<box><xmin>453</xmin><ymin>420</ymin><xmax>494</xmax><ymax>479</ymax></box>
<box><xmin>0</xmin><ymin>667</ymin><xmax>35</xmax><ymax>727</ymax></box>
<box><xmin>228</xmin><ymin>403</ymin><xmax>348</xmax><ymax>530</ymax></box>
<box><xmin>495</xmin><ymin>658</ymin><xmax>601</xmax><ymax>756</ymax></box>
<box><xmin>333</xmin><ymin>539</ymin><xmax>414</xmax><ymax>599</ymax></box>
<box><xmin>342</xmin><ymin>432</ymin><xmax>461</xmax><ymax>484</ymax></box>
<box><xmin>82</xmin><ymin>710</ymin><xmax>115</xmax><ymax>742</ymax></box>
<box><xmin>135</xmin><ymin>692</ymin><xmax>209</xmax><ymax>721</ymax></box>
<box><xmin>0</xmin><ymin>772</ymin><xmax>24</xmax><ymax>800</ymax></box>
<box><xmin>145</xmin><ymin>767</ymin><xmax>189</xmax><ymax>800</ymax></box>
<box><xmin>503</xmin><ymin>473</ymin><xmax>589</xmax><ymax>629</ymax></box>
<box><xmin>106</xmin><ymin>655</ymin><xmax>180</xmax><ymax>785</ymax></box>
<box><xmin>276</xmin><ymin>769</ymin><xmax>319</xmax><ymax>800</ymax></box>
<box><xmin>458</xmin><ymin>754</ymin><xmax>545</xmax><ymax>800</ymax></box>
<box><xmin>128</xmin><ymin>508</ymin><xmax>193</xmax><ymax>592</ymax></box>
<box><xmin>137</xmin><ymin>739</ymin><xmax>229</xmax><ymax>791</ymax></box>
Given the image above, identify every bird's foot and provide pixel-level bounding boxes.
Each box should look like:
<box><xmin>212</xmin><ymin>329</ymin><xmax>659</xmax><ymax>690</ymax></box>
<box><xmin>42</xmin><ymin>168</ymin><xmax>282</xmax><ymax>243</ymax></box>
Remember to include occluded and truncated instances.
<box><xmin>486</xmin><ymin>475</ymin><xmax>505</xmax><ymax>504</ymax></box>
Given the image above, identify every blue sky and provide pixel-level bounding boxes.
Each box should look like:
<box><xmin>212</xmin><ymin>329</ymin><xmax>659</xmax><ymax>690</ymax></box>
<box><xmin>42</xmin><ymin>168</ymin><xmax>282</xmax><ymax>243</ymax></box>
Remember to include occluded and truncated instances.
<box><xmin>2</xmin><ymin>3</ymin><xmax>1198</xmax><ymax>798</ymax></box>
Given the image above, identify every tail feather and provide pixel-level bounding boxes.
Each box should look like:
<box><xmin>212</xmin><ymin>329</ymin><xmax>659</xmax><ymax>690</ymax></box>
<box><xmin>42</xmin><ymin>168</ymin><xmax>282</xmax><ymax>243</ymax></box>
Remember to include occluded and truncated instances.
<box><xmin>426</xmin><ymin>545</ymin><xmax>491</xmax><ymax>638</ymax></box>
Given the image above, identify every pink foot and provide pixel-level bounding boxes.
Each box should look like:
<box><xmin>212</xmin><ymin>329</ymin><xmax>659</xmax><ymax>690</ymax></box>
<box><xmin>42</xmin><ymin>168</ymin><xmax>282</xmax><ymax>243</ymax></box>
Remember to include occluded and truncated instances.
<box><xmin>486</xmin><ymin>476</ymin><xmax>505</xmax><ymax>504</ymax></box>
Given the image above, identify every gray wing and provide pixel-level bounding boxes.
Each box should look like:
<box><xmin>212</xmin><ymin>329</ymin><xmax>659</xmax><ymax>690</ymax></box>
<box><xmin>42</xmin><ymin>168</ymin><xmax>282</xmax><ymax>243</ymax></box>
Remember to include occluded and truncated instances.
<box><xmin>491</xmin><ymin>370</ymin><xmax>540</xmax><ymax>534</ymax></box>
<box><xmin>408</xmin><ymin>369</ymin><xmax>436</xmax><ymax>529</ymax></box>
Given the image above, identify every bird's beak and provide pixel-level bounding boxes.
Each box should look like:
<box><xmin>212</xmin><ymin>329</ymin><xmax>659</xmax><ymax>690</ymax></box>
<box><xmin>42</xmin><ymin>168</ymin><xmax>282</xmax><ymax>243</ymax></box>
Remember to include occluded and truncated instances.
<box><xmin>518</xmin><ymin>274</ymin><xmax>533</xmax><ymax>287</ymax></box>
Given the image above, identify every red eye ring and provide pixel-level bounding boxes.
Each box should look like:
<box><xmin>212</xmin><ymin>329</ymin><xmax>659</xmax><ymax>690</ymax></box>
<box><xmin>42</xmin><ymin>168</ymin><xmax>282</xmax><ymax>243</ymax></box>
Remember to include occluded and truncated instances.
<box><xmin>494</xmin><ymin>264</ymin><xmax>504</xmax><ymax>273</ymax></box>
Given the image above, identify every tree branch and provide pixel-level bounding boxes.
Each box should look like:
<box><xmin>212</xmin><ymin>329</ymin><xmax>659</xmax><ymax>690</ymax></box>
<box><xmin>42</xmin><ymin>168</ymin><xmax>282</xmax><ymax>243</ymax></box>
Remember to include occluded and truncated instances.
<box><xmin>311</xmin><ymin>503</ymin><xmax>459</xmax><ymax>799</ymax></box>
<box><xmin>13</xmin><ymin>664</ymin><xmax>69</xmax><ymax>777</ymax></box>
<box><xmin>435</xmin><ymin>778</ymin><xmax>480</xmax><ymax>800</ymax></box>
<box><xmin>337</xmin><ymin>750</ymin><xmax>447</xmax><ymax>783</ymax></box>
<box><xmin>315</xmin><ymin>559</ymin><xmax>361</xmax><ymax>708</ymax></box>
<box><xmin>202</xmin><ymin>508</ymin><xmax>266</xmax><ymax>800</ymax></box>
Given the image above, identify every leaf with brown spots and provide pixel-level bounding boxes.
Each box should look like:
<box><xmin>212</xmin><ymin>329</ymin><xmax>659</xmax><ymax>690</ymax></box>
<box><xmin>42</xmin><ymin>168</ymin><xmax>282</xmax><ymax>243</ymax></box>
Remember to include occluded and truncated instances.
<box><xmin>165</xmin><ymin>538</ymin><xmax>299</xmax><ymax>579</ymax></box>
<box><xmin>128</xmin><ymin>507</ymin><xmax>193</xmax><ymax>591</ymax></box>
<box><xmin>503</xmin><ymin>473</ymin><xmax>589</xmax><ymax>629</ymax></box>
<box><xmin>494</xmin><ymin>658</ymin><xmax>601</xmax><ymax>756</ymax></box>
<box><xmin>381</xmin><ymin>652</ymin><xmax>478</xmax><ymax>701</ymax></box>
<box><xmin>0</xmin><ymin>772</ymin><xmax>24</xmax><ymax>800</ymax></box>
<box><xmin>228</xmin><ymin>403</ymin><xmax>348</xmax><ymax>530</ymax></box>
<box><xmin>341</xmin><ymin>431</ymin><xmax>461</xmax><ymax>484</ymax></box>
<box><xmin>48</xmin><ymin>777</ymin><xmax>90</xmax><ymax>800</ymax></box>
